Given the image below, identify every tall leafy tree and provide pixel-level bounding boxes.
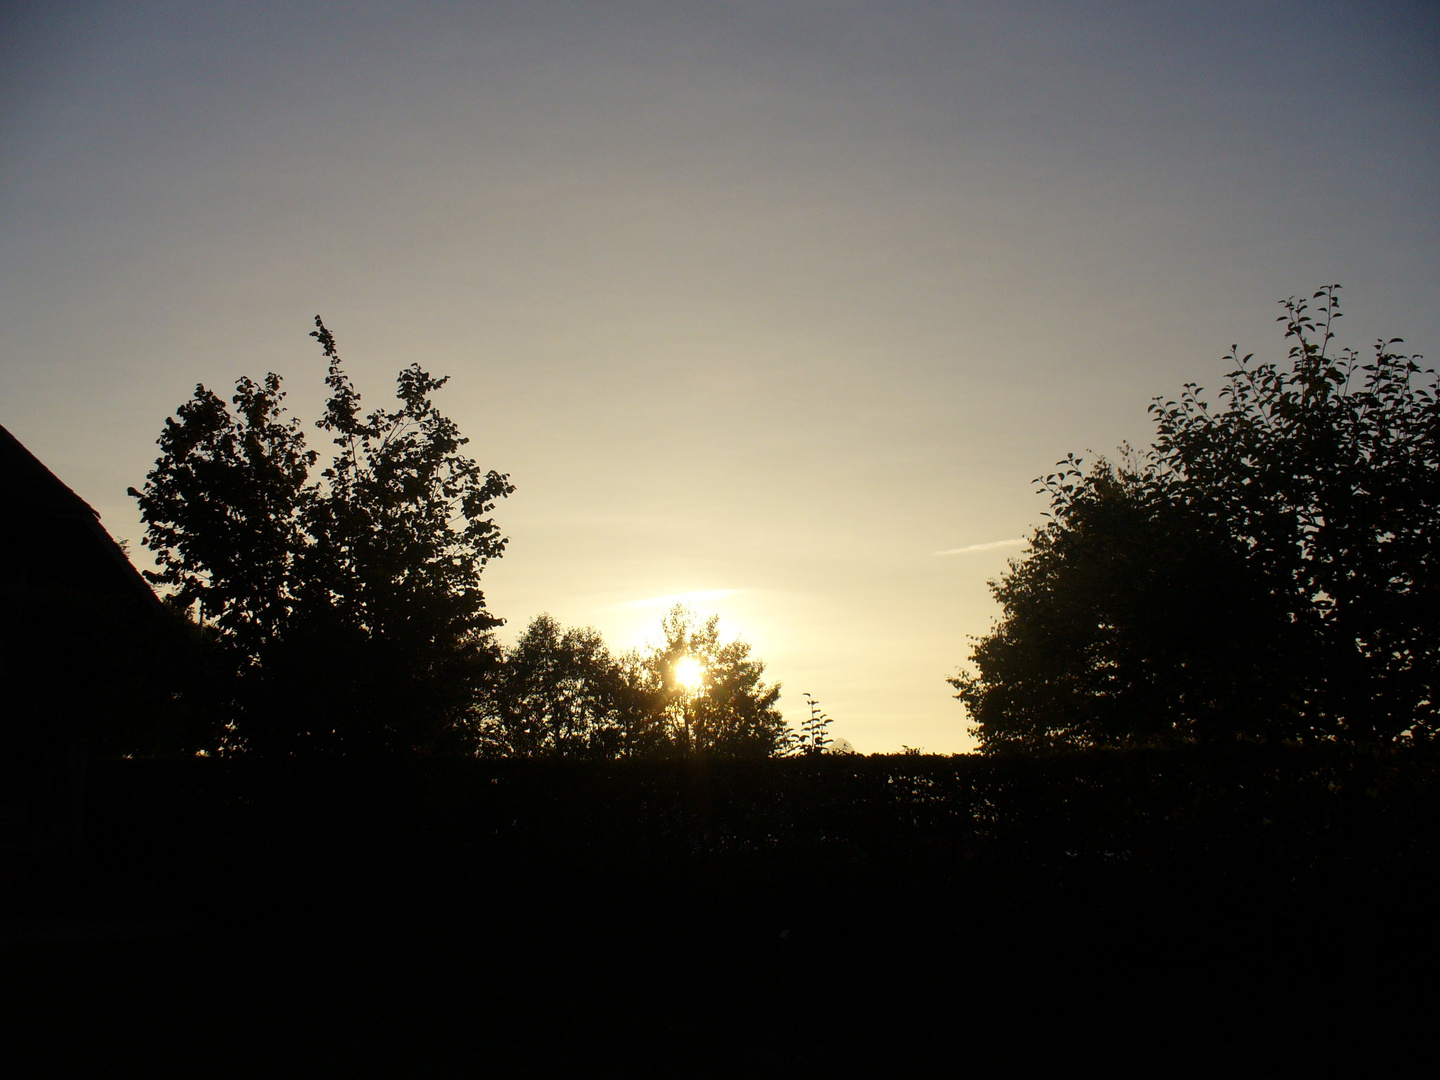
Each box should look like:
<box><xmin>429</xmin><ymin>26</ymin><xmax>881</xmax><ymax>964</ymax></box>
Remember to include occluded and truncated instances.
<box><xmin>130</xmin><ymin>318</ymin><xmax>513</xmax><ymax>754</ymax></box>
<box><xmin>954</xmin><ymin>287</ymin><xmax>1439</xmax><ymax>750</ymax></box>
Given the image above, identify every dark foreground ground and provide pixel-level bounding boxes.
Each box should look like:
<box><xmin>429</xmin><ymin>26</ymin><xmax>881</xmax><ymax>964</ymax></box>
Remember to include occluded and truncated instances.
<box><xmin>4</xmin><ymin>748</ymin><xmax>1439</xmax><ymax>1074</ymax></box>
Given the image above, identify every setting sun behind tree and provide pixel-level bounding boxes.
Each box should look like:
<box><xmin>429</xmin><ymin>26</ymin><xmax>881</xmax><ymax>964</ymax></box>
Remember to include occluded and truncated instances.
<box><xmin>672</xmin><ymin>655</ymin><xmax>705</xmax><ymax>693</ymax></box>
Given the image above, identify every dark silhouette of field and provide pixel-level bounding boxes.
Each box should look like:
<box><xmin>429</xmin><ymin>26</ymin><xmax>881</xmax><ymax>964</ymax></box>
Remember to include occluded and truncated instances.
<box><xmin>4</xmin><ymin>748</ymin><xmax>1435</xmax><ymax>1071</ymax></box>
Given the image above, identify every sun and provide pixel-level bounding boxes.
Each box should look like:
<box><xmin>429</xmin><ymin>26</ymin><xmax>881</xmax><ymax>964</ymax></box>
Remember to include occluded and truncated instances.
<box><xmin>673</xmin><ymin>655</ymin><xmax>705</xmax><ymax>692</ymax></box>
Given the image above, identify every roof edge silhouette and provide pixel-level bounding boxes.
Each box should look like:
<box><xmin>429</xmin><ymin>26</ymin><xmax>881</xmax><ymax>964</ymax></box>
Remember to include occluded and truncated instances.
<box><xmin>1</xmin><ymin>422</ymin><xmax>162</xmax><ymax>610</ymax></box>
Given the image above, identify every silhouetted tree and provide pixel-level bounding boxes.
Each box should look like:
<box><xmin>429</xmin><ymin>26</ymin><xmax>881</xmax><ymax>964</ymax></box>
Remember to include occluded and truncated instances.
<box><xmin>483</xmin><ymin>614</ymin><xmax>637</xmax><ymax>758</ymax></box>
<box><xmin>954</xmin><ymin>287</ymin><xmax>1439</xmax><ymax>750</ymax></box>
<box><xmin>483</xmin><ymin>607</ymin><xmax>789</xmax><ymax>759</ymax></box>
<box><xmin>953</xmin><ymin>458</ymin><xmax>1294</xmax><ymax>750</ymax></box>
<box><xmin>629</xmin><ymin>604</ymin><xmax>788</xmax><ymax>758</ymax></box>
<box><xmin>129</xmin><ymin>318</ymin><xmax>513</xmax><ymax>754</ymax></box>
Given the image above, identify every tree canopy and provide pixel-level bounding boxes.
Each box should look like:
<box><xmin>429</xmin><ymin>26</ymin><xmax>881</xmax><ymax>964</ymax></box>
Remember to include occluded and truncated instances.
<box><xmin>635</xmin><ymin>604</ymin><xmax>788</xmax><ymax>758</ymax></box>
<box><xmin>481</xmin><ymin>614</ymin><xmax>637</xmax><ymax>758</ymax></box>
<box><xmin>130</xmin><ymin>318</ymin><xmax>512</xmax><ymax>754</ymax></box>
<box><xmin>954</xmin><ymin>287</ymin><xmax>1439</xmax><ymax>751</ymax></box>
<box><xmin>483</xmin><ymin>606</ymin><xmax>789</xmax><ymax>759</ymax></box>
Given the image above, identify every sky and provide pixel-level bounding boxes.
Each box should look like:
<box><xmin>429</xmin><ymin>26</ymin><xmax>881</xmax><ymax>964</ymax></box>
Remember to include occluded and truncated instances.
<box><xmin>2</xmin><ymin>1</ymin><xmax>1437</xmax><ymax>752</ymax></box>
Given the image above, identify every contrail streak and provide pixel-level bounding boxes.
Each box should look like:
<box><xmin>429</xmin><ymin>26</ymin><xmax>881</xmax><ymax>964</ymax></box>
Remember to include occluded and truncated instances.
<box><xmin>932</xmin><ymin>538</ymin><xmax>1026</xmax><ymax>556</ymax></box>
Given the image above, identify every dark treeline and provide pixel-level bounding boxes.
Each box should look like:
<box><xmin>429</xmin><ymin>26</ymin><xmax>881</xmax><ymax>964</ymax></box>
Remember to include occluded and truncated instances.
<box><xmin>10</xmin><ymin>745</ymin><xmax>1436</xmax><ymax>1069</ymax></box>
<box><xmin>110</xmin><ymin>287</ymin><xmax>1440</xmax><ymax>762</ymax></box>
<box><xmin>481</xmin><ymin>606</ymin><xmax>789</xmax><ymax>759</ymax></box>
<box><xmin>84</xmin><ymin>746</ymin><xmax>1440</xmax><ymax>919</ymax></box>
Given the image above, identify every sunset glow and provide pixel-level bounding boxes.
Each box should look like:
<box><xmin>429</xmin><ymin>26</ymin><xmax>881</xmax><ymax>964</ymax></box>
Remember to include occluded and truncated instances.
<box><xmin>673</xmin><ymin>656</ymin><xmax>705</xmax><ymax>693</ymax></box>
<box><xmin>2</xmin><ymin>3</ymin><xmax>1434</xmax><ymax>753</ymax></box>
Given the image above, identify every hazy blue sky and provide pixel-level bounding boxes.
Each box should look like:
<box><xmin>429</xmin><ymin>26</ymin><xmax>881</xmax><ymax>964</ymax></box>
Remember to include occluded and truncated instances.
<box><xmin>3</xmin><ymin>1</ymin><xmax>1436</xmax><ymax>751</ymax></box>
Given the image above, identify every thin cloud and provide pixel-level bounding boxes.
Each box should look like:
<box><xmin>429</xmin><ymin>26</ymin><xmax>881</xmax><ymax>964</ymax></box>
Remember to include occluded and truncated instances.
<box><xmin>932</xmin><ymin>538</ymin><xmax>1026</xmax><ymax>556</ymax></box>
<box><xmin>611</xmin><ymin>588</ymin><xmax>741</xmax><ymax>611</ymax></box>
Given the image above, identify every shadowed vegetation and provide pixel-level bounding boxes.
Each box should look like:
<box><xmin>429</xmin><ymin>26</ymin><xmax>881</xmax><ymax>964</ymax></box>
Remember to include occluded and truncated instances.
<box><xmin>7</xmin><ymin>746</ymin><xmax>1434</xmax><ymax>1069</ymax></box>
